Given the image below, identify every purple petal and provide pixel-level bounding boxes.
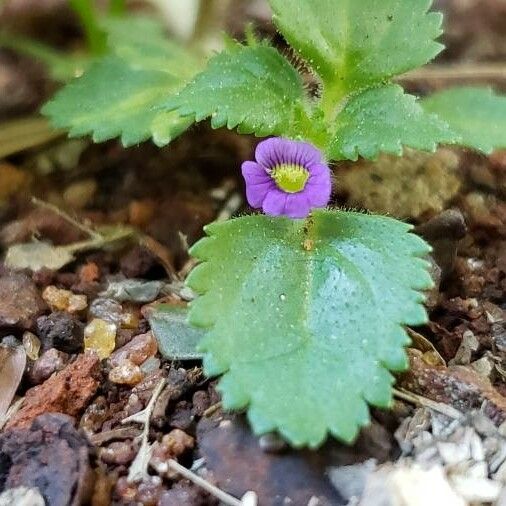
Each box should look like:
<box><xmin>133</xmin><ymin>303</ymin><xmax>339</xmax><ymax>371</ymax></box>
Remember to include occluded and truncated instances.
<box><xmin>306</xmin><ymin>162</ymin><xmax>328</xmax><ymax>176</ymax></box>
<box><xmin>305</xmin><ymin>168</ymin><xmax>332</xmax><ymax>207</ymax></box>
<box><xmin>287</xmin><ymin>141</ymin><xmax>322</xmax><ymax>168</ymax></box>
<box><xmin>255</xmin><ymin>138</ymin><xmax>286</xmax><ymax>169</ymax></box>
<box><xmin>242</xmin><ymin>161</ymin><xmax>274</xmax><ymax>208</ymax></box>
<box><xmin>284</xmin><ymin>193</ymin><xmax>312</xmax><ymax>219</ymax></box>
<box><xmin>255</xmin><ymin>137</ymin><xmax>322</xmax><ymax>170</ymax></box>
<box><xmin>262</xmin><ymin>189</ymin><xmax>288</xmax><ymax>217</ymax></box>
<box><xmin>306</xmin><ymin>181</ymin><xmax>332</xmax><ymax>208</ymax></box>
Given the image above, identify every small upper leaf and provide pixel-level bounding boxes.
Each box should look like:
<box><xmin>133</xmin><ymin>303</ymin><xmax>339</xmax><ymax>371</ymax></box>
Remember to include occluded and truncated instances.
<box><xmin>42</xmin><ymin>56</ymin><xmax>193</xmax><ymax>147</ymax></box>
<box><xmin>187</xmin><ymin>210</ymin><xmax>433</xmax><ymax>447</ymax></box>
<box><xmin>328</xmin><ymin>84</ymin><xmax>457</xmax><ymax>160</ymax></box>
<box><xmin>42</xmin><ymin>16</ymin><xmax>202</xmax><ymax>147</ymax></box>
<box><xmin>100</xmin><ymin>16</ymin><xmax>201</xmax><ymax>77</ymax></box>
<box><xmin>165</xmin><ymin>44</ymin><xmax>308</xmax><ymax>137</ymax></box>
<box><xmin>268</xmin><ymin>0</ymin><xmax>443</xmax><ymax>94</ymax></box>
<box><xmin>422</xmin><ymin>87</ymin><xmax>506</xmax><ymax>154</ymax></box>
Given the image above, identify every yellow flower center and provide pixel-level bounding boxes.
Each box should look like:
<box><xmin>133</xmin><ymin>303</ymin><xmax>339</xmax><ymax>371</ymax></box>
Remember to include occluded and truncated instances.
<box><xmin>271</xmin><ymin>163</ymin><xmax>309</xmax><ymax>193</ymax></box>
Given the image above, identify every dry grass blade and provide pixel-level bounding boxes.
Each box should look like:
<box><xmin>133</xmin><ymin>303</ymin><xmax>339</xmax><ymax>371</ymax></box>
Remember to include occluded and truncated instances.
<box><xmin>0</xmin><ymin>116</ymin><xmax>63</xmax><ymax>159</ymax></box>
<box><xmin>393</xmin><ymin>388</ymin><xmax>463</xmax><ymax>420</ymax></box>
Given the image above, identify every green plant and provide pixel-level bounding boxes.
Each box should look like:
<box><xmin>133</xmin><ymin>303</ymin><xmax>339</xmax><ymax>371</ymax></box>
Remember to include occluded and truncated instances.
<box><xmin>42</xmin><ymin>0</ymin><xmax>506</xmax><ymax>447</ymax></box>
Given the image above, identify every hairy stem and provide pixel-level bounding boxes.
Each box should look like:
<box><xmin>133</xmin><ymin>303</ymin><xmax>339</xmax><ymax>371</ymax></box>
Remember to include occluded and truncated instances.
<box><xmin>69</xmin><ymin>0</ymin><xmax>107</xmax><ymax>55</ymax></box>
<box><xmin>109</xmin><ymin>0</ymin><xmax>126</xmax><ymax>15</ymax></box>
<box><xmin>193</xmin><ymin>0</ymin><xmax>232</xmax><ymax>51</ymax></box>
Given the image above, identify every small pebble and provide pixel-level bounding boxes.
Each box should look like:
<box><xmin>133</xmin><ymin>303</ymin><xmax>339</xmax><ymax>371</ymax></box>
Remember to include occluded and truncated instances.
<box><xmin>108</xmin><ymin>359</ymin><xmax>143</xmax><ymax>385</ymax></box>
<box><xmin>84</xmin><ymin>318</ymin><xmax>116</xmax><ymax>359</ymax></box>
<box><xmin>163</xmin><ymin>429</ymin><xmax>195</xmax><ymax>457</ymax></box>
<box><xmin>128</xmin><ymin>199</ymin><xmax>155</xmax><ymax>227</ymax></box>
<box><xmin>115</xmin><ymin>476</ymin><xmax>163</xmax><ymax>505</ymax></box>
<box><xmin>89</xmin><ymin>297</ymin><xmax>123</xmax><ymax>325</ymax></box>
<box><xmin>135</xmin><ymin>477</ymin><xmax>164</xmax><ymax>505</ymax></box>
<box><xmin>28</xmin><ymin>348</ymin><xmax>69</xmax><ymax>384</ymax></box>
<box><xmin>168</xmin><ymin>401</ymin><xmax>193</xmax><ymax>431</ymax></box>
<box><xmin>109</xmin><ymin>331</ymin><xmax>158</xmax><ymax>367</ymax></box>
<box><xmin>1</xmin><ymin>335</ymin><xmax>19</xmax><ymax>347</ymax></box>
<box><xmin>99</xmin><ymin>441</ymin><xmax>136</xmax><ymax>465</ymax></box>
<box><xmin>22</xmin><ymin>331</ymin><xmax>40</xmax><ymax>360</ymax></box>
<box><xmin>140</xmin><ymin>356</ymin><xmax>160</xmax><ymax>373</ymax></box>
<box><xmin>121</xmin><ymin>312</ymin><xmax>139</xmax><ymax>330</ymax></box>
<box><xmin>191</xmin><ymin>390</ymin><xmax>210</xmax><ymax>417</ymax></box>
<box><xmin>259</xmin><ymin>433</ymin><xmax>287</xmax><ymax>453</ymax></box>
<box><xmin>150</xmin><ymin>429</ymin><xmax>195</xmax><ymax>477</ymax></box>
<box><xmin>63</xmin><ymin>178</ymin><xmax>97</xmax><ymax>209</ymax></box>
<box><xmin>42</xmin><ymin>285</ymin><xmax>87</xmax><ymax>313</ymax></box>
<box><xmin>78</xmin><ymin>262</ymin><xmax>100</xmax><ymax>284</ymax></box>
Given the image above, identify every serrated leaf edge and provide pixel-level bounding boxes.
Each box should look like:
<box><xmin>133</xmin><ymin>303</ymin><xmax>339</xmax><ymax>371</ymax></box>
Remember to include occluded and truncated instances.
<box><xmin>186</xmin><ymin>211</ymin><xmax>434</xmax><ymax>447</ymax></box>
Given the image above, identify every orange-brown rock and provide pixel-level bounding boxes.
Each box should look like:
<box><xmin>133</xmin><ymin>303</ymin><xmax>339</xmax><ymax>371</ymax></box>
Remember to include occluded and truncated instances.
<box><xmin>7</xmin><ymin>351</ymin><xmax>101</xmax><ymax>429</ymax></box>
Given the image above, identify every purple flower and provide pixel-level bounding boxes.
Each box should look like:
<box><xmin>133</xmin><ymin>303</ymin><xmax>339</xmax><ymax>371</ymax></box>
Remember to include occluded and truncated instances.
<box><xmin>241</xmin><ymin>137</ymin><xmax>332</xmax><ymax>219</ymax></box>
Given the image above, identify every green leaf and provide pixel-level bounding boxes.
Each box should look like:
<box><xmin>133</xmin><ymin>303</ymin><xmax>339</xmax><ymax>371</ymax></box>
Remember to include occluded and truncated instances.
<box><xmin>187</xmin><ymin>210</ymin><xmax>433</xmax><ymax>447</ymax></box>
<box><xmin>149</xmin><ymin>304</ymin><xmax>204</xmax><ymax>361</ymax></box>
<box><xmin>165</xmin><ymin>44</ymin><xmax>308</xmax><ymax>137</ymax></box>
<box><xmin>42</xmin><ymin>15</ymin><xmax>204</xmax><ymax>147</ymax></box>
<box><xmin>268</xmin><ymin>0</ymin><xmax>443</xmax><ymax>96</ymax></box>
<box><xmin>100</xmin><ymin>16</ymin><xmax>201</xmax><ymax>77</ymax></box>
<box><xmin>422</xmin><ymin>87</ymin><xmax>506</xmax><ymax>154</ymax></box>
<box><xmin>42</xmin><ymin>56</ymin><xmax>193</xmax><ymax>147</ymax></box>
<box><xmin>328</xmin><ymin>84</ymin><xmax>457</xmax><ymax>161</ymax></box>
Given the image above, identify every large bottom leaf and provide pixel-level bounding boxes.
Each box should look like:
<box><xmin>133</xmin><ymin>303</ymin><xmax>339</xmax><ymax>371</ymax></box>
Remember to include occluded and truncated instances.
<box><xmin>187</xmin><ymin>210</ymin><xmax>433</xmax><ymax>447</ymax></box>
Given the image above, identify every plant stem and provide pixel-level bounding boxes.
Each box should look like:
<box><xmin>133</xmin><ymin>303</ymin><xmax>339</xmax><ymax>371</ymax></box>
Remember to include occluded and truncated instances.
<box><xmin>109</xmin><ymin>0</ymin><xmax>126</xmax><ymax>16</ymax></box>
<box><xmin>193</xmin><ymin>0</ymin><xmax>232</xmax><ymax>51</ymax></box>
<box><xmin>69</xmin><ymin>0</ymin><xmax>107</xmax><ymax>55</ymax></box>
<box><xmin>31</xmin><ymin>197</ymin><xmax>101</xmax><ymax>239</ymax></box>
<box><xmin>319</xmin><ymin>83</ymin><xmax>347</xmax><ymax>126</ymax></box>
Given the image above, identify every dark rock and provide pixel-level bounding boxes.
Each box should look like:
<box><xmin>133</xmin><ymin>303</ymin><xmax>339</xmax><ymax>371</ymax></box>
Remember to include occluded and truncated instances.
<box><xmin>36</xmin><ymin>312</ymin><xmax>84</xmax><ymax>353</ymax></box>
<box><xmin>168</xmin><ymin>401</ymin><xmax>193</xmax><ymax>431</ymax></box>
<box><xmin>259</xmin><ymin>433</ymin><xmax>288</xmax><ymax>454</ymax></box>
<box><xmin>0</xmin><ymin>271</ymin><xmax>46</xmax><ymax>330</ymax></box>
<box><xmin>191</xmin><ymin>390</ymin><xmax>210</xmax><ymax>417</ymax></box>
<box><xmin>415</xmin><ymin>209</ymin><xmax>467</xmax><ymax>280</ymax></box>
<box><xmin>150</xmin><ymin>367</ymin><xmax>202</xmax><ymax>428</ymax></box>
<box><xmin>198</xmin><ymin>417</ymin><xmax>344</xmax><ymax>506</ymax></box>
<box><xmin>119</xmin><ymin>246</ymin><xmax>158</xmax><ymax>278</ymax></box>
<box><xmin>0</xmin><ymin>413</ymin><xmax>93</xmax><ymax>506</ymax></box>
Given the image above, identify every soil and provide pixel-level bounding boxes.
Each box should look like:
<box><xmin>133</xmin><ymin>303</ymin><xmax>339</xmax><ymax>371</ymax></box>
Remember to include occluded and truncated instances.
<box><xmin>0</xmin><ymin>1</ymin><xmax>505</xmax><ymax>505</ymax></box>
